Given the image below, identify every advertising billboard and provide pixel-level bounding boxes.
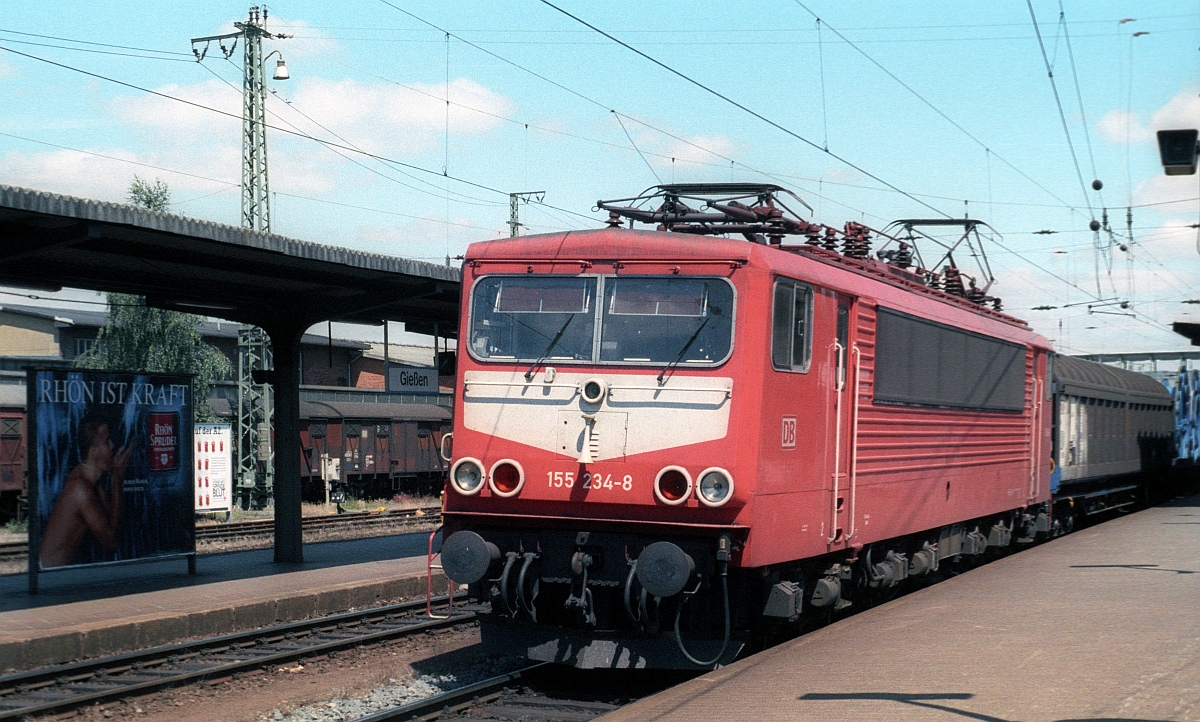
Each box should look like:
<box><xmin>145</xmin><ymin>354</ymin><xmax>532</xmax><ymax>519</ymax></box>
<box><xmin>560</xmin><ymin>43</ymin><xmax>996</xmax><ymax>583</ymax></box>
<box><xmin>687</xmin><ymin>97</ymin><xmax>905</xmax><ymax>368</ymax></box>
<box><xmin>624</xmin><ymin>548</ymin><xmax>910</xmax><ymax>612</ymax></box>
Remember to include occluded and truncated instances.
<box><xmin>195</xmin><ymin>423</ymin><xmax>232</xmax><ymax>512</ymax></box>
<box><xmin>29</xmin><ymin>369</ymin><xmax>196</xmax><ymax>572</ymax></box>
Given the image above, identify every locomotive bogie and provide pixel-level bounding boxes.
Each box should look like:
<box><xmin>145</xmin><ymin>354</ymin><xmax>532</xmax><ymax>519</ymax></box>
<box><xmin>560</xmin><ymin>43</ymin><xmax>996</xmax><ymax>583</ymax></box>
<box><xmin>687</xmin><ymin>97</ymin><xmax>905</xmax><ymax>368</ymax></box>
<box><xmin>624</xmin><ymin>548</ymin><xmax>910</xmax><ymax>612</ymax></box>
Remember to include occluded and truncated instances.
<box><xmin>446</xmin><ymin>500</ymin><xmax>1052</xmax><ymax>668</ymax></box>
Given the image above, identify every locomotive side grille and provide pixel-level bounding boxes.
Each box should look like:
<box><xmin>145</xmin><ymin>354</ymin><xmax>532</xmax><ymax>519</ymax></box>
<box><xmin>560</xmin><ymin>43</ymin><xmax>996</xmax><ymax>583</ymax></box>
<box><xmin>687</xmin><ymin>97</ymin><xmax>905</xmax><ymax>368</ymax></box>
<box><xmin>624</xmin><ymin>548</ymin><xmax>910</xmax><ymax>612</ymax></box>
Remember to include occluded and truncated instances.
<box><xmin>853</xmin><ymin>303</ymin><xmax>1035</xmax><ymax>476</ymax></box>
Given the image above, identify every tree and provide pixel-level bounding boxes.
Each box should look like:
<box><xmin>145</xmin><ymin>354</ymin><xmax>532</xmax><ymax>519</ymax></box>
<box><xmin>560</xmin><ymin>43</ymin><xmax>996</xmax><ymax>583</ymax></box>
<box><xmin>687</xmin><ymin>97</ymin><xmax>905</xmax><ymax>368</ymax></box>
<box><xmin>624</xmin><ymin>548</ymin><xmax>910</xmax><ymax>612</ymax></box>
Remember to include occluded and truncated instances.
<box><xmin>74</xmin><ymin>179</ymin><xmax>233</xmax><ymax>421</ymax></box>
<box><xmin>127</xmin><ymin>176</ymin><xmax>171</xmax><ymax>212</ymax></box>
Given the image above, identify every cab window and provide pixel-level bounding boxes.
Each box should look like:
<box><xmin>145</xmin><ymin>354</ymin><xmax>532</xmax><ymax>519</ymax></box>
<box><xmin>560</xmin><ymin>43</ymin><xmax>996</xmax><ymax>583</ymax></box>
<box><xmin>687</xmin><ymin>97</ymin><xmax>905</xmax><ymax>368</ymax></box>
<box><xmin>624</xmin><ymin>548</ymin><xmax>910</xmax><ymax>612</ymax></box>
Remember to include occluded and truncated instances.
<box><xmin>468</xmin><ymin>276</ymin><xmax>597</xmax><ymax>362</ymax></box>
<box><xmin>599</xmin><ymin>277</ymin><xmax>733</xmax><ymax>364</ymax></box>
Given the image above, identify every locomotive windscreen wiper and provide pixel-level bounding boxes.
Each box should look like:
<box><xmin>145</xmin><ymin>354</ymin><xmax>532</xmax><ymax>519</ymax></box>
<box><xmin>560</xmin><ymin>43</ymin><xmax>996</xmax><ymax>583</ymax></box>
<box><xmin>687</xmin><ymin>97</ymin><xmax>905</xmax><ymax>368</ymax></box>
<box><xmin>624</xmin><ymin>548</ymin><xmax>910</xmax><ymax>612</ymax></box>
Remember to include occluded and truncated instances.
<box><xmin>657</xmin><ymin>315</ymin><xmax>711</xmax><ymax>385</ymax></box>
<box><xmin>524</xmin><ymin>314</ymin><xmax>575</xmax><ymax>380</ymax></box>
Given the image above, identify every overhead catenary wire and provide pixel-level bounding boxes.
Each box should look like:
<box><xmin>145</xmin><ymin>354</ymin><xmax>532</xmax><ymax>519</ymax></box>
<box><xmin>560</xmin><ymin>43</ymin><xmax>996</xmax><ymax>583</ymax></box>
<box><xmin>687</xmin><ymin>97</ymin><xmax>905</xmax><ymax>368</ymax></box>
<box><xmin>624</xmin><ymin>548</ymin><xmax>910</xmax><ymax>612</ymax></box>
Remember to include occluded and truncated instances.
<box><xmin>197</xmin><ymin>58</ymin><xmax>502</xmax><ymax>208</ymax></box>
<box><xmin>0</xmin><ymin>45</ymin><xmax>605</xmax><ymax>238</ymax></box>
<box><xmin>532</xmin><ymin>2</ymin><xmax>1175</xmax><ymax>336</ymax></box>
<box><xmin>790</xmin><ymin>1</ymin><xmax>1080</xmax><ymax>213</ymax></box>
<box><xmin>369</xmin><ymin>1</ymin><xmax>890</xmax><ymax>223</ymax></box>
<box><xmin>0</xmin><ymin>36</ymin><xmax>197</xmax><ymax>62</ymax></box>
<box><xmin>0</xmin><ymin>27</ymin><xmax>194</xmax><ymax>56</ymax></box>
<box><xmin>0</xmin><ymin>44</ymin><xmax>514</xmax><ymax>198</ymax></box>
<box><xmin>382</xmin><ymin>2</ymin><xmax>1185</xmax><ymax>337</ymax></box>
<box><xmin>0</xmin><ymin>129</ymin><xmax>503</xmax><ymax>234</ymax></box>
<box><xmin>2</xmin><ymin>17</ymin><xmax>1188</xmax><ymax>345</ymax></box>
<box><xmin>370</xmin><ymin>2</ymin><xmax>927</xmax><ymax>223</ymax></box>
<box><xmin>1025</xmin><ymin>0</ymin><xmax>1096</xmax><ymax>221</ymax></box>
<box><xmin>613</xmin><ymin>111</ymin><xmax>662</xmax><ymax>184</ymax></box>
<box><xmin>274</xmin><ymin>14</ymin><xmax>1198</xmax><ymax>33</ymax></box>
<box><xmin>330</xmin><ymin>10</ymin><xmax>1119</xmax><ymax>216</ymax></box>
<box><xmin>1055</xmin><ymin>2</ymin><xmax>1100</xmax><ymax>186</ymax></box>
<box><xmin>278</xmin><ymin>27</ymin><xmax>1200</xmax><ymax>46</ymax></box>
<box><xmin>536</xmin><ymin>0</ymin><xmax>949</xmax><ymax>219</ymax></box>
<box><xmin>0</xmin><ymin>130</ymin><xmax>238</xmax><ymax>189</ymax></box>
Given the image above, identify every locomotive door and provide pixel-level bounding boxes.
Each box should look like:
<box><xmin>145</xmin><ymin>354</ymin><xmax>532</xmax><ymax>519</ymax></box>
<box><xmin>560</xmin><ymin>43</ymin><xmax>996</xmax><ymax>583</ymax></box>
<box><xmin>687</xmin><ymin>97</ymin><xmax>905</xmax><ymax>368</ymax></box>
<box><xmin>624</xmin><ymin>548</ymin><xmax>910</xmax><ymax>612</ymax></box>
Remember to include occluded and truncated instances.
<box><xmin>1029</xmin><ymin>349</ymin><xmax>1048</xmax><ymax>502</ymax></box>
<box><xmin>829</xmin><ymin>296</ymin><xmax>859</xmax><ymax>545</ymax></box>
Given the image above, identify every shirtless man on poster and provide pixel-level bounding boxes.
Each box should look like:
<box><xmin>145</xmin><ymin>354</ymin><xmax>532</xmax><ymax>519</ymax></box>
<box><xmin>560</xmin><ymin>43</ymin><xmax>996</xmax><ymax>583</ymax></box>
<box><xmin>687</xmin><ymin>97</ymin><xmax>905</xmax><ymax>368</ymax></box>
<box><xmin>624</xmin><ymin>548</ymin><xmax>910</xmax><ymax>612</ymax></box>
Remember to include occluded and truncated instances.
<box><xmin>39</xmin><ymin>416</ymin><xmax>131</xmax><ymax>568</ymax></box>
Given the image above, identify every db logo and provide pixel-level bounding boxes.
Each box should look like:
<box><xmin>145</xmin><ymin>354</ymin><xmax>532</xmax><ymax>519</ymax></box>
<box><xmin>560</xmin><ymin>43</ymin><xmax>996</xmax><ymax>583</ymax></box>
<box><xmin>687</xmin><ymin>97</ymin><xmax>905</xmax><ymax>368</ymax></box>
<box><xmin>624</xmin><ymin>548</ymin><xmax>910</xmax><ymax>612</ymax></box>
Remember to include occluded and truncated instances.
<box><xmin>781</xmin><ymin>416</ymin><xmax>797</xmax><ymax>449</ymax></box>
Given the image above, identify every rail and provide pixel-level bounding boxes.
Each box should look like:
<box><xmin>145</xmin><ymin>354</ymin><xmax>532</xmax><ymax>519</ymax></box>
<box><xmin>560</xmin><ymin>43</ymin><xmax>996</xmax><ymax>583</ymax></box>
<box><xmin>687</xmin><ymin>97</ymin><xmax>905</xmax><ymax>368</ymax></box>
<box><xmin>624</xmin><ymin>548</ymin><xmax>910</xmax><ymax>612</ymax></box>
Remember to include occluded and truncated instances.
<box><xmin>0</xmin><ymin>505</ymin><xmax>443</xmax><ymax>565</ymax></box>
<box><xmin>0</xmin><ymin>596</ymin><xmax>473</xmax><ymax>721</ymax></box>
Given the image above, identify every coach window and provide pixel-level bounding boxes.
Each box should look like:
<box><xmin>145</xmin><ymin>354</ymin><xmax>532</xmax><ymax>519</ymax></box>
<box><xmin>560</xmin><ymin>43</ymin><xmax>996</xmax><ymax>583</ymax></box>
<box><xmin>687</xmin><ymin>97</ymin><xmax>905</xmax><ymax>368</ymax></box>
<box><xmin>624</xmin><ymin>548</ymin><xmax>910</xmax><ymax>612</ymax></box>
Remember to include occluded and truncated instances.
<box><xmin>771</xmin><ymin>279</ymin><xmax>813</xmax><ymax>372</ymax></box>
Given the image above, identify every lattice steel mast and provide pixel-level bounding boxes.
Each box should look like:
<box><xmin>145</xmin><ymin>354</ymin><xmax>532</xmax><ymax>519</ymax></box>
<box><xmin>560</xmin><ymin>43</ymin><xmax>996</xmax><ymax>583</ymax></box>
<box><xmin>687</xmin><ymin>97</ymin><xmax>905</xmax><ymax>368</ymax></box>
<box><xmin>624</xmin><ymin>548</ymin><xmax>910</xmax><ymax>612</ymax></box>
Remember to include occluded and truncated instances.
<box><xmin>191</xmin><ymin>8</ymin><xmax>289</xmax><ymax>506</ymax></box>
<box><xmin>508</xmin><ymin>191</ymin><xmax>545</xmax><ymax>237</ymax></box>
<box><xmin>190</xmin><ymin>6</ymin><xmax>290</xmax><ymax>233</ymax></box>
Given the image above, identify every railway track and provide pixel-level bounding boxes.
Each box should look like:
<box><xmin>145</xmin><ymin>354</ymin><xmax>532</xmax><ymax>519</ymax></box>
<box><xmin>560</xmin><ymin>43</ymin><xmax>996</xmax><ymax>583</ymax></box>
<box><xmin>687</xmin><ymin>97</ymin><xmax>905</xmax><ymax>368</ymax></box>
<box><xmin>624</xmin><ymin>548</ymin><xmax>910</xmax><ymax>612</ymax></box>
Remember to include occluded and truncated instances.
<box><xmin>0</xmin><ymin>595</ymin><xmax>474</xmax><ymax>721</ymax></box>
<box><xmin>346</xmin><ymin>663</ymin><xmax>697</xmax><ymax>722</ymax></box>
<box><xmin>0</xmin><ymin>505</ymin><xmax>442</xmax><ymax>563</ymax></box>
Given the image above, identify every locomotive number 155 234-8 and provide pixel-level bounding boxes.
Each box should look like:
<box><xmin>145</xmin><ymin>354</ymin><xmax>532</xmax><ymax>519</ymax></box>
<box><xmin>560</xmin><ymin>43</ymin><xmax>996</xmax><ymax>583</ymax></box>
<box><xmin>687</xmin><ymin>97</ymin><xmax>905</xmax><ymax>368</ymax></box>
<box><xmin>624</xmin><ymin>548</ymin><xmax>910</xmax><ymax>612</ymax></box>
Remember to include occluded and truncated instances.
<box><xmin>547</xmin><ymin>471</ymin><xmax>633</xmax><ymax>491</ymax></box>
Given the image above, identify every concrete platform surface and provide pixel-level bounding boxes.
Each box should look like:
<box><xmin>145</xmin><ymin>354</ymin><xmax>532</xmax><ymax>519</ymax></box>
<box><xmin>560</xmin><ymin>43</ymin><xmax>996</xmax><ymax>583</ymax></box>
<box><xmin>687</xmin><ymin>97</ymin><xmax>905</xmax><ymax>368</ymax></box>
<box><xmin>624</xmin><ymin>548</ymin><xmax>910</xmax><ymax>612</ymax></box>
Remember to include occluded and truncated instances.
<box><xmin>602</xmin><ymin>494</ymin><xmax>1200</xmax><ymax>722</ymax></box>
<box><xmin>0</xmin><ymin>532</ymin><xmax>447</xmax><ymax>673</ymax></box>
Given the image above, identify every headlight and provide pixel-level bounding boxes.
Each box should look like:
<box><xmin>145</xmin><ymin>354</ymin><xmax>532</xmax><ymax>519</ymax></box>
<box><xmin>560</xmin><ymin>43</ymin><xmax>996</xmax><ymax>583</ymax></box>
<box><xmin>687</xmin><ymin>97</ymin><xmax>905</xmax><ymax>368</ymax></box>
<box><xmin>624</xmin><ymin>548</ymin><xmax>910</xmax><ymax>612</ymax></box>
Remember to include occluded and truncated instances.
<box><xmin>581</xmin><ymin>378</ymin><xmax>607</xmax><ymax>404</ymax></box>
<box><xmin>654</xmin><ymin>466</ymin><xmax>692</xmax><ymax>505</ymax></box>
<box><xmin>697</xmin><ymin>467</ymin><xmax>734</xmax><ymax>507</ymax></box>
<box><xmin>489</xmin><ymin>459</ymin><xmax>525</xmax><ymax>497</ymax></box>
<box><xmin>450</xmin><ymin>458</ymin><xmax>485</xmax><ymax>495</ymax></box>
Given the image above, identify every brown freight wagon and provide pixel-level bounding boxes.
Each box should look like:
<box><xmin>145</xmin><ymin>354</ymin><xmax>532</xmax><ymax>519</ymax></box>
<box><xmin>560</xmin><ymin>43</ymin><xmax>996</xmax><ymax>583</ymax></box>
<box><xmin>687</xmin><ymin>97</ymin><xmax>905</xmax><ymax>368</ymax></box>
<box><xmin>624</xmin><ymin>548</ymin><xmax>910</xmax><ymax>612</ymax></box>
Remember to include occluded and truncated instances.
<box><xmin>0</xmin><ymin>407</ymin><xmax>25</xmax><ymax>521</ymax></box>
<box><xmin>299</xmin><ymin>400</ymin><xmax>451</xmax><ymax>501</ymax></box>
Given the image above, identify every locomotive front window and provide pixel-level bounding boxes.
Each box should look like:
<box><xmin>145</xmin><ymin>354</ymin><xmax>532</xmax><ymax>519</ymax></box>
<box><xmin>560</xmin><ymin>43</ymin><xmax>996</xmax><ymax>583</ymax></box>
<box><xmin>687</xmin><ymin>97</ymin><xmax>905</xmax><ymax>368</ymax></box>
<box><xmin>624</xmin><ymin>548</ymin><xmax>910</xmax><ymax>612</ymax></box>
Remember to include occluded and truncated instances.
<box><xmin>470</xmin><ymin>277</ymin><xmax>597</xmax><ymax>361</ymax></box>
<box><xmin>469</xmin><ymin>275</ymin><xmax>735</xmax><ymax>366</ymax></box>
<box><xmin>600</xmin><ymin>278</ymin><xmax>733</xmax><ymax>364</ymax></box>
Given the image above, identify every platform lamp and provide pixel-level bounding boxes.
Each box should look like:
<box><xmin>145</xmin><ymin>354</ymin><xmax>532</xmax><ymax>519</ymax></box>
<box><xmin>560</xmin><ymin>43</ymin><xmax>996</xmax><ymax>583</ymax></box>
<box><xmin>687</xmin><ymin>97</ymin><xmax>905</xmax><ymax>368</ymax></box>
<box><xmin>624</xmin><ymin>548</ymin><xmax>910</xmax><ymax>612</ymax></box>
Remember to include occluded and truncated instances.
<box><xmin>266</xmin><ymin>51</ymin><xmax>289</xmax><ymax>80</ymax></box>
<box><xmin>1157</xmin><ymin>129</ymin><xmax>1199</xmax><ymax>175</ymax></box>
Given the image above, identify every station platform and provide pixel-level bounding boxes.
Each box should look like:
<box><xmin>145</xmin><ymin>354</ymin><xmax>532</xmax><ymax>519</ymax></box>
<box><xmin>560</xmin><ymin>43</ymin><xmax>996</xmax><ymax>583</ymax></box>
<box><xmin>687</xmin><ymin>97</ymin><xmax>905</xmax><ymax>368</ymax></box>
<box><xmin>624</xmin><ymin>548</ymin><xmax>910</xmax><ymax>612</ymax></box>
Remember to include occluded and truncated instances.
<box><xmin>0</xmin><ymin>531</ymin><xmax>448</xmax><ymax>674</ymax></box>
<box><xmin>603</xmin><ymin>493</ymin><xmax>1200</xmax><ymax>722</ymax></box>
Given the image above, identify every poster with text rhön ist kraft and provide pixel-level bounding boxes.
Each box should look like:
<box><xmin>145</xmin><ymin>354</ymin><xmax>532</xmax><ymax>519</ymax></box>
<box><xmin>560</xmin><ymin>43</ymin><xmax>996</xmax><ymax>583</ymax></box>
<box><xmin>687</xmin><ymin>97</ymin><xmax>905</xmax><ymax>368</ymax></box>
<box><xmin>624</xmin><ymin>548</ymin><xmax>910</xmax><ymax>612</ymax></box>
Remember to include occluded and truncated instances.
<box><xmin>30</xmin><ymin>369</ymin><xmax>195</xmax><ymax>571</ymax></box>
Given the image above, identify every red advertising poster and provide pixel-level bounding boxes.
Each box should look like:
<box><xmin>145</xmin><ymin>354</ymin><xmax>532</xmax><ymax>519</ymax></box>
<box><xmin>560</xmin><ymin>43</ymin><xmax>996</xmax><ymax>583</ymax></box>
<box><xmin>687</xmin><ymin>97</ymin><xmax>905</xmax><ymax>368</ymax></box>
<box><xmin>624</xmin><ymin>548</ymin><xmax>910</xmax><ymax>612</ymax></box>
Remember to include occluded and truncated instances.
<box><xmin>194</xmin><ymin>423</ymin><xmax>232</xmax><ymax>512</ymax></box>
<box><xmin>148</xmin><ymin>412</ymin><xmax>179</xmax><ymax>471</ymax></box>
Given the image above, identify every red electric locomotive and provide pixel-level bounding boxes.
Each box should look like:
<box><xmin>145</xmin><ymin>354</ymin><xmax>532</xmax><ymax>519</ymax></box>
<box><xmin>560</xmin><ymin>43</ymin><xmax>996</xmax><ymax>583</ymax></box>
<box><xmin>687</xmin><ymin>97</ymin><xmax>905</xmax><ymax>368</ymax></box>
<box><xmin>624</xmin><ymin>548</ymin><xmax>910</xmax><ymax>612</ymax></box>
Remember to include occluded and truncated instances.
<box><xmin>439</xmin><ymin>184</ymin><xmax>1053</xmax><ymax>668</ymax></box>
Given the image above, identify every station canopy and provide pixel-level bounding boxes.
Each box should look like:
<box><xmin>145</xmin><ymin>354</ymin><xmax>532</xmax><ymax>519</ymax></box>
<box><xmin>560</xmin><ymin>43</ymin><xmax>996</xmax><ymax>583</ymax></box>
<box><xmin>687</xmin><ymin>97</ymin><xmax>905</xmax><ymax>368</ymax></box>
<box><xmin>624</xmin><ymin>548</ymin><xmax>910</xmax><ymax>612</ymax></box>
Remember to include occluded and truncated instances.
<box><xmin>0</xmin><ymin>184</ymin><xmax>461</xmax><ymax>337</ymax></box>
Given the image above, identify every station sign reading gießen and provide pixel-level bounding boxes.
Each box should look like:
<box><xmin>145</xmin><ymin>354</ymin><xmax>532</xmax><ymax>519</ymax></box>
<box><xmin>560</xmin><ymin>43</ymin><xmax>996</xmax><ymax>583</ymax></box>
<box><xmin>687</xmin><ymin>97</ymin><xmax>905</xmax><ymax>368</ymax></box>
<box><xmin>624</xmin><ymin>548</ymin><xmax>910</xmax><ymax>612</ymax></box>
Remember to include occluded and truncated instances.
<box><xmin>387</xmin><ymin>366</ymin><xmax>439</xmax><ymax>394</ymax></box>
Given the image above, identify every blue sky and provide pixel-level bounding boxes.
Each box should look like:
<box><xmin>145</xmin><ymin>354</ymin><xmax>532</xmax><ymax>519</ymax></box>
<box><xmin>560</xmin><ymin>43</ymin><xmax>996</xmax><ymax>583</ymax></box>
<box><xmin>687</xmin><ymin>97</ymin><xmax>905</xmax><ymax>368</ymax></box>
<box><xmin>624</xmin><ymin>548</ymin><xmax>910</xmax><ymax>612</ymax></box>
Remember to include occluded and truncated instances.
<box><xmin>1</xmin><ymin>1</ymin><xmax>1198</xmax><ymax>353</ymax></box>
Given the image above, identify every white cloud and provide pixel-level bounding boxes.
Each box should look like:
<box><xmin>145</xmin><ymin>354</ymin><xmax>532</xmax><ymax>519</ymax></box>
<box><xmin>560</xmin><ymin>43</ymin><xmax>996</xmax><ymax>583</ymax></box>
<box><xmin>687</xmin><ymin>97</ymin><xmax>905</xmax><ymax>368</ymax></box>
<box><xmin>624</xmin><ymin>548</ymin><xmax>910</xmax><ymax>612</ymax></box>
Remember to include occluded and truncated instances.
<box><xmin>114</xmin><ymin>79</ymin><xmax>242</xmax><ymax>141</ymax></box>
<box><xmin>654</xmin><ymin>134</ymin><xmax>742</xmax><ymax>168</ymax></box>
<box><xmin>112</xmin><ymin>75</ymin><xmax>515</xmax><ymax>159</ymax></box>
<box><xmin>2</xmin><ymin>148</ymin><xmax>150</xmax><ymax>201</ymax></box>
<box><xmin>1098</xmin><ymin>85</ymin><xmax>1200</xmax><ymax>144</ymax></box>
<box><xmin>263</xmin><ymin>18</ymin><xmax>341</xmax><ymax>61</ymax></box>
<box><xmin>284</xmin><ymin>77</ymin><xmax>515</xmax><ymax>155</ymax></box>
<box><xmin>0</xmin><ymin>55</ymin><xmax>17</xmax><ymax>81</ymax></box>
<box><xmin>351</xmin><ymin>217</ymin><xmax>496</xmax><ymax>259</ymax></box>
<box><xmin>187</xmin><ymin>11</ymin><xmax>334</xmax><ymax>58</ymax></box>
<box><xmin>1</xmin><ymin>144</ymin><xmax>240</xmax><ymax>207</ymax></box>
<box><xmin>95</xmin><ymin>73</ymin><xmax>515</xmax><ymax>204</ymax></box>
<box><xmin>1132</xmin><ymin>173</ymin><xmax>1200</xmax><ymax>219</ymax></box>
